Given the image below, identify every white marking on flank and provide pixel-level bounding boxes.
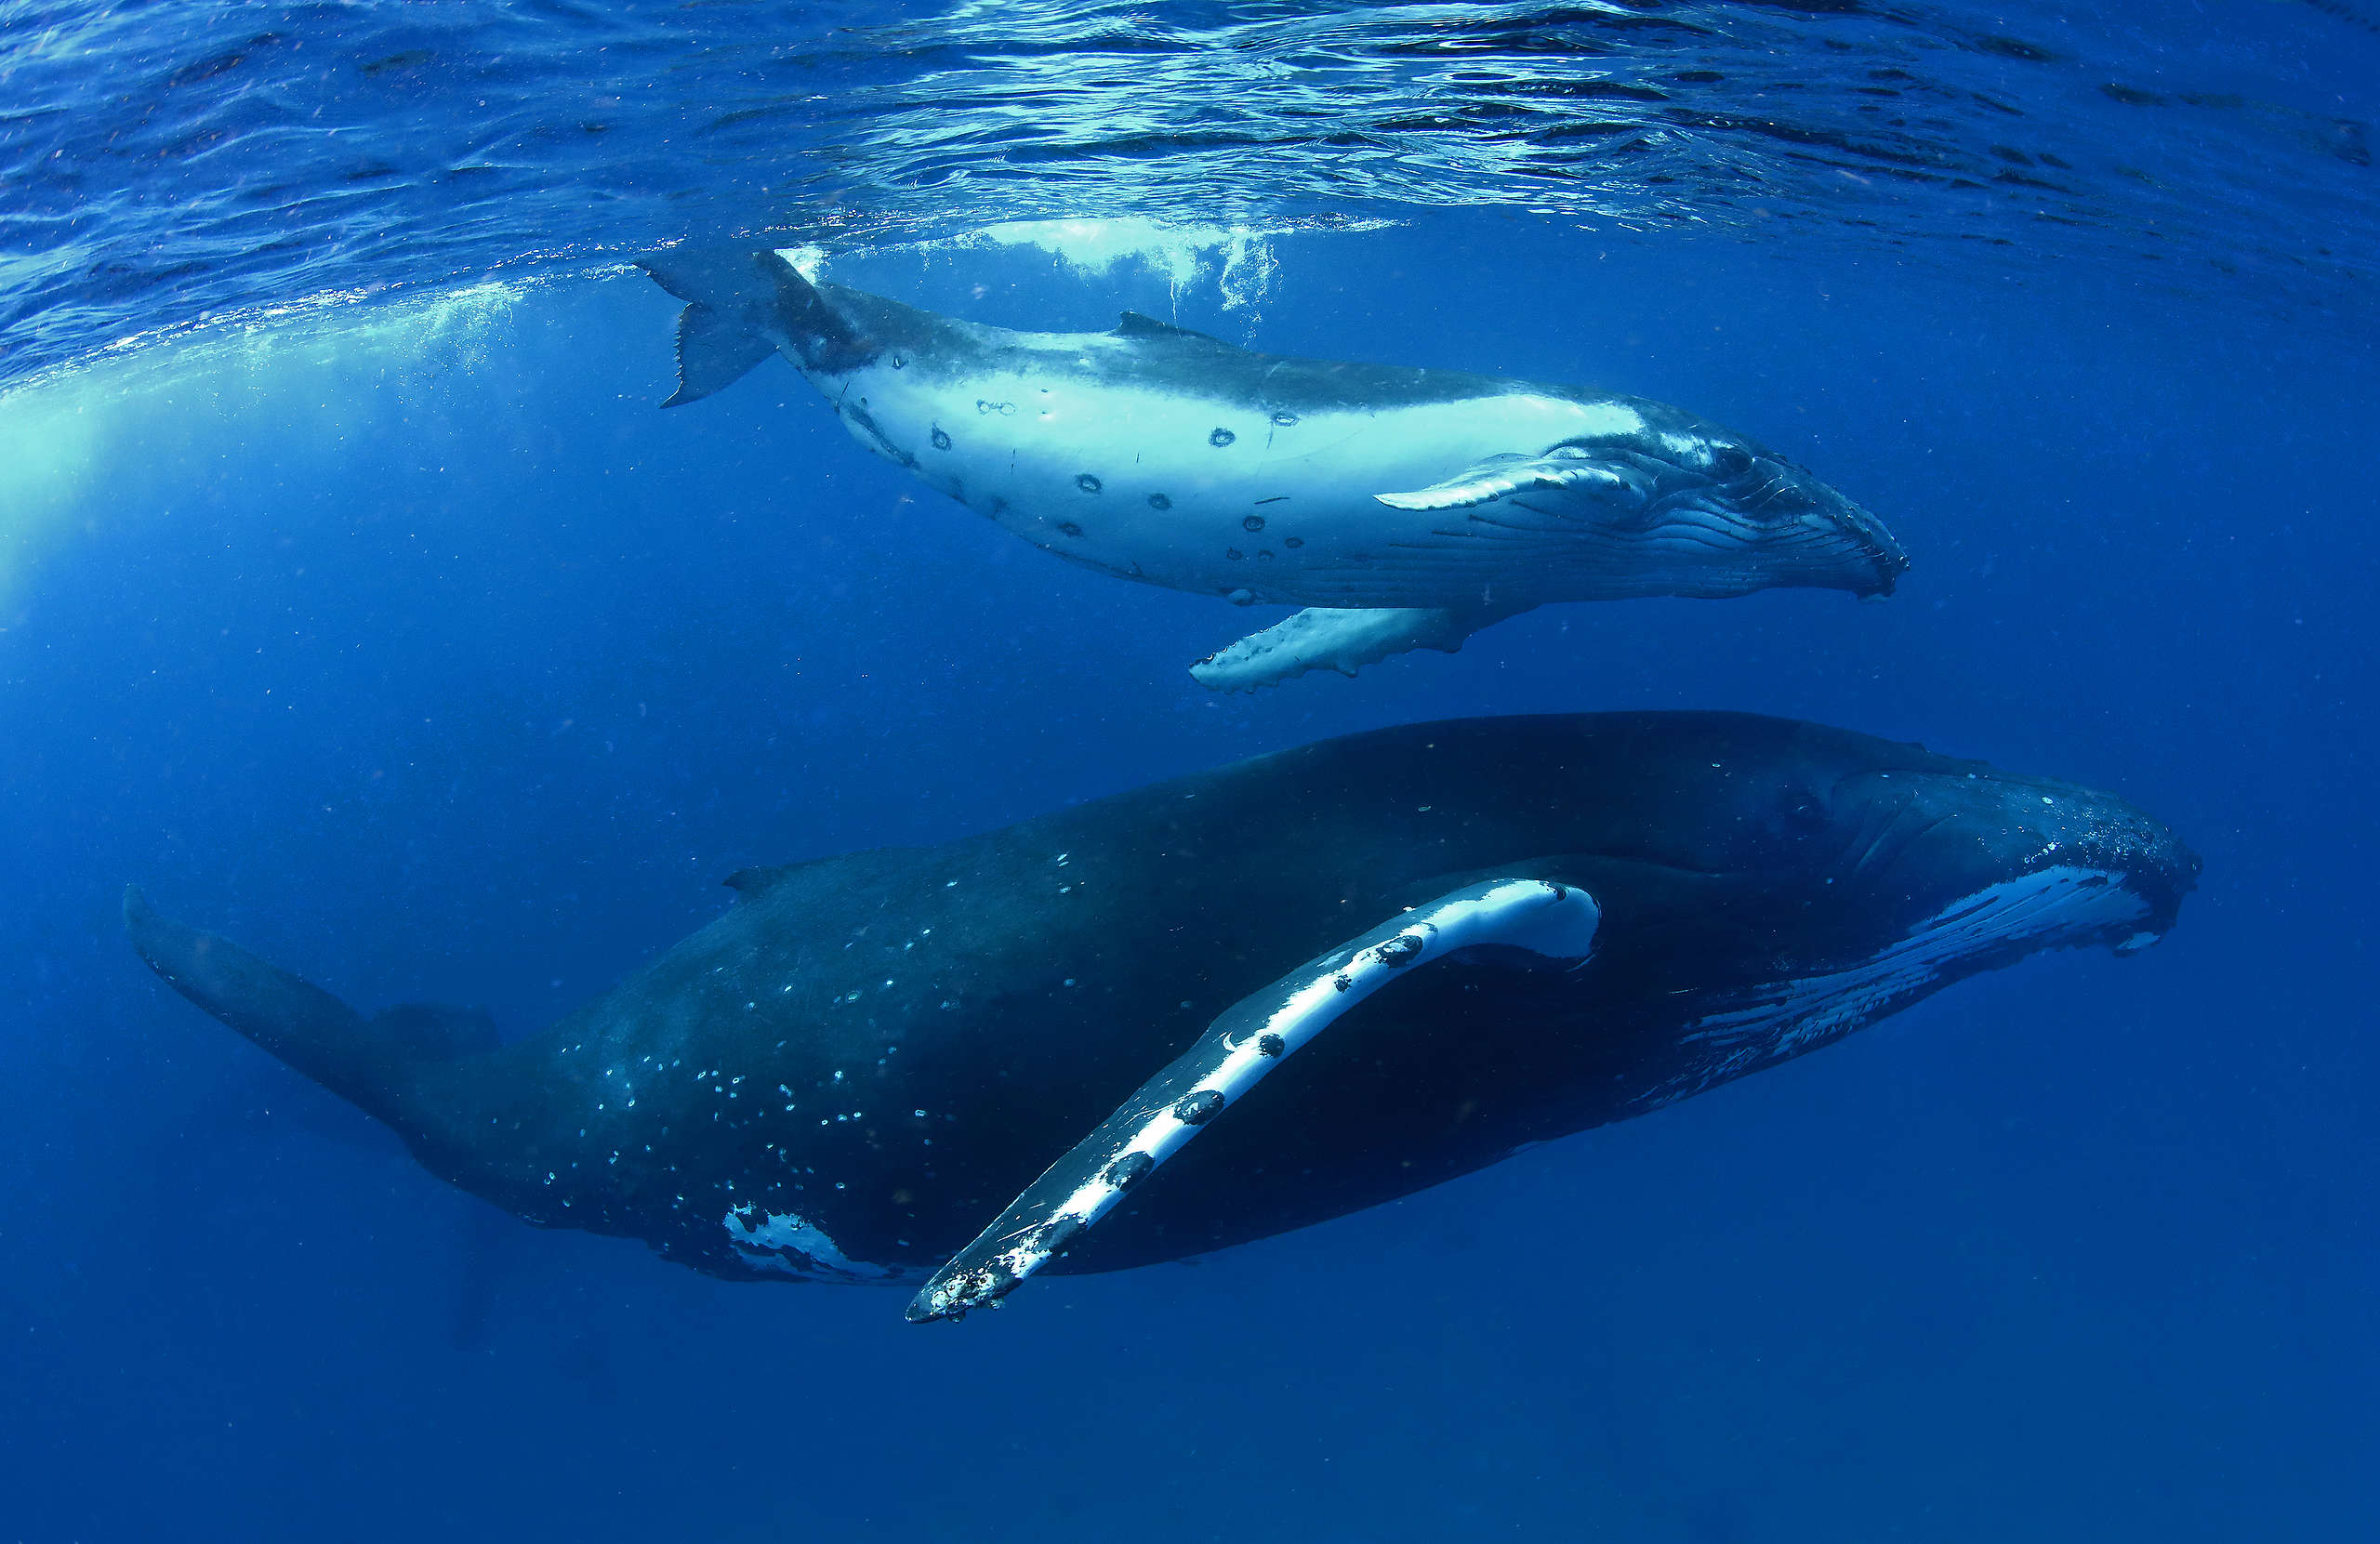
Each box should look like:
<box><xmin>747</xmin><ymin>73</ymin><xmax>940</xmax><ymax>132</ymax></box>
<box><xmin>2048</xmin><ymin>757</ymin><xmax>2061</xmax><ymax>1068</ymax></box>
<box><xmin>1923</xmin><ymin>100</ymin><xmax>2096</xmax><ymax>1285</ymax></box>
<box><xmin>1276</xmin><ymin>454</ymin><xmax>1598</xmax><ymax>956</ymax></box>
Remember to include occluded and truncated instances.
<box><xmin>725</xmin><ymin>1202</ymin><xmax>906</xmax><ymax>1282</ymax></box>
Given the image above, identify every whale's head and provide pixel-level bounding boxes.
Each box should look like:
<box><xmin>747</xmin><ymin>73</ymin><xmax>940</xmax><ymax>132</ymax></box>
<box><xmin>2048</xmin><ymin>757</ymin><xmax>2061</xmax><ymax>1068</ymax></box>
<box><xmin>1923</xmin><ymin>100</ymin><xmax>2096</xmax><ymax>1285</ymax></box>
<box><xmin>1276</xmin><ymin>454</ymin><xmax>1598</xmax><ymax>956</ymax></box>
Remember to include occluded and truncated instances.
<box><xmin>1377</xmin><ymin>403</ymin><xmax>1909</xmax><ymax>602</ymax></box>
<box><xmin>1546</xmin><ymin>417</ymin><xmax>1910</xmax><ymax>600</ymax></box>
<box><xmin>1540</xmin><ymin>716</ymin><xmax>2197</xmax><ymax>1100</ymax></box>
<box><xmin>1661</xmin><ymin>432</ymin><xmax>1908</xmax><ymax>598</ymax></box>
<box><xmin>1588</xmin><ymin>718</ymin><xmax>2198</xmax><ymax>1087</ymax></box>
<box><xmin>1573</xmin><ymin>716</ymin><xmax>2198</xmax><ymax>959</ymax></box>
<box><xmin>1819</xmin><ymin>754</ymin><xmax>2197</xmax><ymax>958</ymax></box>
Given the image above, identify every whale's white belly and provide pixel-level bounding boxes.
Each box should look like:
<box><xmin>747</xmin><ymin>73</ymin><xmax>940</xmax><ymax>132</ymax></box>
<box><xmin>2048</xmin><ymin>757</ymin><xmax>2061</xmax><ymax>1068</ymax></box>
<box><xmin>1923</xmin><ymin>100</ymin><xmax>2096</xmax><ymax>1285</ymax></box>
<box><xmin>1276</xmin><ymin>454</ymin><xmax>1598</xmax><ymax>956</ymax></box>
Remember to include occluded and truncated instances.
<box><xmin>806</xmin><ymin>355</ymin><xmax>1633</xmax><ymax>608</ymax></box>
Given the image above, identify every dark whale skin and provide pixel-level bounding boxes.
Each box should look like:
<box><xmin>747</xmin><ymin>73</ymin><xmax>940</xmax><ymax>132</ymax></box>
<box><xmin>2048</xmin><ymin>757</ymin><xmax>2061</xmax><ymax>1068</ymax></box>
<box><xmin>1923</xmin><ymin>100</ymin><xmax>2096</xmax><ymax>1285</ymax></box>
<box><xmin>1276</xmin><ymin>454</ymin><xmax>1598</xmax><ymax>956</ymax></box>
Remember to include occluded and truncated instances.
<box><xmin>127</xmin><ymin>713</ymin><xmax>2195</xmax><ymax>1289</ymax></box>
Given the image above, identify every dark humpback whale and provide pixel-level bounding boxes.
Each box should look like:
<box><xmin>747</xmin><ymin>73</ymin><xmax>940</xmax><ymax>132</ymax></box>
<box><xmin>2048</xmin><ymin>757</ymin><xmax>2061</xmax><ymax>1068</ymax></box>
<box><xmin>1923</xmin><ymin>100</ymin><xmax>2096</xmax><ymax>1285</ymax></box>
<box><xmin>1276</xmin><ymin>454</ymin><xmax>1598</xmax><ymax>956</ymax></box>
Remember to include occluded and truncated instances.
<box><xmin>640</xmin><ymin>251</ymin><xmax>1909</xmax><ymax>690</ymax></box>
<box><xmin>126</xmin><ymin>714</ymin><xmax>2192</xmax><ymax>1322</ymax></box>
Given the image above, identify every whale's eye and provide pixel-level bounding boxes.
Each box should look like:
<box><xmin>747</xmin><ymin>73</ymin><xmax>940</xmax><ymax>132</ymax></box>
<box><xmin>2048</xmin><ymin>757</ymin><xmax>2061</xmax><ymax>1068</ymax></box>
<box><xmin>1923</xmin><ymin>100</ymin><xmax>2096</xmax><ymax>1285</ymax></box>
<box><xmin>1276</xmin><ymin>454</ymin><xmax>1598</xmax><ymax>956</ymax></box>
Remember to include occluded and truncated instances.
<box><xmin>1210</xmin><ymin>427</ymin><xmax>1236</xmax><ymax>447</ymax></box>
<box><xmin>1710</xmin><ymin>444</ymin><xmax>1754</xmax><ymax>477</ymax></box>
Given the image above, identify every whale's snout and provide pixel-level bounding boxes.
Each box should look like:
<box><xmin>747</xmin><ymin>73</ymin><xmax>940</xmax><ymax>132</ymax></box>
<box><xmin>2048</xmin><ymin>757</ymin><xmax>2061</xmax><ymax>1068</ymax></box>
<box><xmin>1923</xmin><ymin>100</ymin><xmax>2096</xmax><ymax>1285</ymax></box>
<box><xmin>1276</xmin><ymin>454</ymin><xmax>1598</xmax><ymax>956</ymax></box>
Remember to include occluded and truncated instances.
<box><xmin>1695</xmin><ymin>445</ymin><xmax>1910</xmax><ymax>599</ymax></box>
<box><xmin>2000</xmin><ymin>778</ymin><xmax>2201</xmax><ymax>949</ymax></box>
<box><xmin>1419</xmin><ymin>420</ymin><xmax>1914</xmax><ymax>606</ymax></box>
<box><xmin>1790</xmin><ymin>476</ymin><xmax>1907</xmax><ymax>598</ymax></box>
<box><xmin>1831</xmin><ymin>762</ymin><xmax>2200</xmax><ymax>960</ymax></box>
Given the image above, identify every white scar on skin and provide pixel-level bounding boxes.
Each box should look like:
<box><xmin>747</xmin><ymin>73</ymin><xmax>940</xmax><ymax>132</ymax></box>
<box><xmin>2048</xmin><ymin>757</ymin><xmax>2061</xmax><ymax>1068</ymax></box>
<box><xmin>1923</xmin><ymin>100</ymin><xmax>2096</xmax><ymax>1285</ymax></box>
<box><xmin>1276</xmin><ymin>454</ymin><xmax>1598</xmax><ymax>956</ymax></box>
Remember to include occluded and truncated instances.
<box><xmin>724</xmin><ymin>1202</ymin><xmax>906</xmax><ymax>1282</ymax></box>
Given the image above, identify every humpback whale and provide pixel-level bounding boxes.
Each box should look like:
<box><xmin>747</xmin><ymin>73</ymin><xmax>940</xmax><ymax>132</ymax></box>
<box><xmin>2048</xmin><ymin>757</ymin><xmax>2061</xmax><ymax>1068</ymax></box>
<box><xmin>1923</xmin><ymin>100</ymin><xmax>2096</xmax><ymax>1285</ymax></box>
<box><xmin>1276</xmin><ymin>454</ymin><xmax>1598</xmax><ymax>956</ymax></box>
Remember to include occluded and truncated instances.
<box><xmin>126</xmin><ymin>714</ymin><xmax>2192</xmax><ymax>1322</ymax></box>
<box><xmin>640</xmin><ymin>252</ymin><xmax>1909</xmax><ymax>690</ymax></box>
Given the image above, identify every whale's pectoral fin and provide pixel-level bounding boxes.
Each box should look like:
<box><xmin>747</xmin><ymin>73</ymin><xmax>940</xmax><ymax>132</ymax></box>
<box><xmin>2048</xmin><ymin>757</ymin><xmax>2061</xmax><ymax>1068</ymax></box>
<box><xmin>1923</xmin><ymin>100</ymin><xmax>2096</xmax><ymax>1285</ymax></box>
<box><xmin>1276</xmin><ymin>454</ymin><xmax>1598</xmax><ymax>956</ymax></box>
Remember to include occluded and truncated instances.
<box><xmin>1190</xmin><ymin>604</ymin><xmax>1529</xmax><ymax>693</ymax></box>
<box><xmin>1375</xmin><ymin>449</ymin><xmax>1649</xmax><ymax>513</ymax></box>
<box><xmin>906</xmin><ymin>878</ymin><xmax>1600</xmax><ymax>1324</ymax></box>
<box><xmin>125</xmin><ymin>886</ymin><xmax>428</xmax><ymax>1131</ymax></box>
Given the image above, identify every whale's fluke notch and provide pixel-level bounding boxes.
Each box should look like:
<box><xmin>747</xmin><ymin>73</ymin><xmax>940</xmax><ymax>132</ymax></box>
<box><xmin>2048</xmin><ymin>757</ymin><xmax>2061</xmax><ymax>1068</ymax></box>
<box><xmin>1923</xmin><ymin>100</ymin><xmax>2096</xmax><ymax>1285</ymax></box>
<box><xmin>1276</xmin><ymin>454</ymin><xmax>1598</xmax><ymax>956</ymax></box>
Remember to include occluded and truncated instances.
<box><xmin>124</xmin><ymin>886</ymin><xmax>422</xmax><ymax>1132</ymax></box>
<box><xmin>1190</xmin><ymin>604</ymin><xmax>1526</xmax><ymax>692</ymax></box>
<box><xmin>906</xmin><ymin>878</ymin><xmax>1601</xmax><ymax>1323</ymax></box>
<box><xmin>637</xmin><ymin>249</ymin><xmax>877</xmax><ymax>405</ymax></box>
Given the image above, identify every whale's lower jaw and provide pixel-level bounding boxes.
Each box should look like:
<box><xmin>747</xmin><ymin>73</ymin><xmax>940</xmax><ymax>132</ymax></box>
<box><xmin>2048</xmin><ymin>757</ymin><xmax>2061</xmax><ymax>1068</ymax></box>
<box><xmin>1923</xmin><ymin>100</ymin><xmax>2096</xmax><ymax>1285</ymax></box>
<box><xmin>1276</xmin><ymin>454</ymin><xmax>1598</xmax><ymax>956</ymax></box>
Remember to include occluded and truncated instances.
<box><xmin>1652</xmin><ymin>864</ymin><xmax>2157</xmax><ymax>1111</ymax></box>
<box><xmin>1262</xmin><ymin>512</ymin><xmax>1899</xmax><ymax>609</ymax></box>
<box><xmin>991</xmin><ymin>496</ymin><xmax>1899</xmax><ymax>613</ymax></box>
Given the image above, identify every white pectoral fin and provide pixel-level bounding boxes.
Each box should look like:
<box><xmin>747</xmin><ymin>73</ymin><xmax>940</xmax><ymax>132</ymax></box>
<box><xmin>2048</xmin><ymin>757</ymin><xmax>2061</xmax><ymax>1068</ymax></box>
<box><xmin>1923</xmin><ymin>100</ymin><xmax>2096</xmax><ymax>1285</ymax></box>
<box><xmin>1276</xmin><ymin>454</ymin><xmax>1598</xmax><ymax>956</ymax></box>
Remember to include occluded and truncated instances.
<box><xmin>1190</xmin><ymin>605</ymin><xmax>1529</xmax><ymax>693</ymax></box>
<box><xmin>905</xmin><ymin>878</ymin><xmax>1600</xmax><ymax>1324</ymax></box>
<box><xmin>1374</xmin><ymin>451</ymin><xmax>1641</xmax><ymax>512</ymax></box>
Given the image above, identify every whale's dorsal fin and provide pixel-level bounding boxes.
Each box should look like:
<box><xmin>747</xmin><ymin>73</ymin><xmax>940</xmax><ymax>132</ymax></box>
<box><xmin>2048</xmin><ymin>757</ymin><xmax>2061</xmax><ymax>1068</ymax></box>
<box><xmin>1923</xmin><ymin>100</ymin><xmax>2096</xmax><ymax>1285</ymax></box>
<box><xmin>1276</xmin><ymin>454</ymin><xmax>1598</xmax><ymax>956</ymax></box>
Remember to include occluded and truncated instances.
<box><xmin>723</xmin><ymin>851</ymin><xmax>850</xmax><ymax>902</ymax></box>
<box><xmin>1115</xmin><ymin>310</ymin><xmax>1224</xmax><ymax>344</ymax></box>
<box><xmin>724</xmin><ymin>864</ymin><xmax>789</xmax><ymax>900</ymax></box>
<box><xmin>905</xmin><ymin>878</ymin><xmax>1600</xmax><ymax>1323</ymax></box>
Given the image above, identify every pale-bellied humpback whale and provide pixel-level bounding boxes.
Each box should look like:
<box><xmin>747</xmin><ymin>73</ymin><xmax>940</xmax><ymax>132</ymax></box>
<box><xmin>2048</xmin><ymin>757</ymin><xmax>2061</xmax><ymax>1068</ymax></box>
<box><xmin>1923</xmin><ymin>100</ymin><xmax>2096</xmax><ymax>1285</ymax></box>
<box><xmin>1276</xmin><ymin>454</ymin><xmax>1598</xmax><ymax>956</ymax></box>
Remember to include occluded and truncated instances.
<box><xmin>640</xmin><ymin>252</ymin><xmax>1909</xmax><ymax>689</ymax></box>
<box><xmin>126</xmin><ymin>713</ymin><xmax>2191</xmax><ymax>1322</ymax></box>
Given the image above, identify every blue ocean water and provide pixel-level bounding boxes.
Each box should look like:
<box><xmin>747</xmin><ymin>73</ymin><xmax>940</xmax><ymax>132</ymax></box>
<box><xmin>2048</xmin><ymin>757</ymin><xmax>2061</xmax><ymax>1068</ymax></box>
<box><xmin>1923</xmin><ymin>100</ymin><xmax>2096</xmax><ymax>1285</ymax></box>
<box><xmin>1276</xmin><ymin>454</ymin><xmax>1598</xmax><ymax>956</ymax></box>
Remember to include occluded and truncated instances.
<box><xmin>2</xmin><ymin>3</ymin><xmax>2376</xmax><ymax>1539</ymax></box>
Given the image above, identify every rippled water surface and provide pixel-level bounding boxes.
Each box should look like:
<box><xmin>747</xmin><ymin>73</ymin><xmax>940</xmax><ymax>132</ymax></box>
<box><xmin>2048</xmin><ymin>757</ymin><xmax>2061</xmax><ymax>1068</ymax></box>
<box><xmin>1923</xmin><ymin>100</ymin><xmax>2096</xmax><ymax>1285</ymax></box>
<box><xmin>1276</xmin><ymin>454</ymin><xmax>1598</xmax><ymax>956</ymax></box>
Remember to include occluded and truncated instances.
<box><xmin>3</xmin><ymin>0</ymin><xmax>2376</xmax><ymax>382</ymax></box>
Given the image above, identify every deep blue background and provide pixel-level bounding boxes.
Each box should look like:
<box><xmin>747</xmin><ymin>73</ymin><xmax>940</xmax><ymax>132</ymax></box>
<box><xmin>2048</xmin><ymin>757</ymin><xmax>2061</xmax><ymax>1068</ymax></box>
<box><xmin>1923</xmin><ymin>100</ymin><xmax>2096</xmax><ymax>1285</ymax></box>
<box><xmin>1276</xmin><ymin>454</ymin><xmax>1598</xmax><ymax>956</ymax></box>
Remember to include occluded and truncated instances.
<box><xmin>2</xmin><ymin>217</ymin><xmax>2373</xmax><ymax>1539</ymax></box>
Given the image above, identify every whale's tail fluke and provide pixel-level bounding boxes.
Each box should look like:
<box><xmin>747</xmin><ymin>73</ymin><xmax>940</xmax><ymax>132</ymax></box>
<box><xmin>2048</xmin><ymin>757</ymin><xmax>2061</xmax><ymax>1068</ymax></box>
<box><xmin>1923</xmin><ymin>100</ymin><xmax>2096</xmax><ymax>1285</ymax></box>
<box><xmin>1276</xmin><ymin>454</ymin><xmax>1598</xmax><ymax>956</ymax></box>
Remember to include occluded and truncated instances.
<box><xmin>641</xmin><ymin>248</ymin><xmax>780</xmax><ymax>407</ymax></box>
<box><xmin>124</xmin><ymin>886</ymin><xmax>461</xmax><ymax>1139</ymax></box>
<box><xmin>637</xmin><ymin>248</ymin><xmax>876</xmax><ymax>405</ymax></box>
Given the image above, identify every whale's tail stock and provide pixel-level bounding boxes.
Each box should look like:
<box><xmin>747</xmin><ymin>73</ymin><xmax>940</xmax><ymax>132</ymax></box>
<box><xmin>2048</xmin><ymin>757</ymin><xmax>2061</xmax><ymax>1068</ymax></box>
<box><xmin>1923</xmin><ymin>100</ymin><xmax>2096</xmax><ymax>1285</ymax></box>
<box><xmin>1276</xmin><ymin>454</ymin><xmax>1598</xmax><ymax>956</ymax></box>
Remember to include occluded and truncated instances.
<box><xmin>636</xmin><ymin>248</ymin><xmax>875</xmax><ymax>406</ymax></box>
<box><xmin>123</xmin><ymin>886</ymin><xmax>495</xmax><ymax>1150</ymax></box>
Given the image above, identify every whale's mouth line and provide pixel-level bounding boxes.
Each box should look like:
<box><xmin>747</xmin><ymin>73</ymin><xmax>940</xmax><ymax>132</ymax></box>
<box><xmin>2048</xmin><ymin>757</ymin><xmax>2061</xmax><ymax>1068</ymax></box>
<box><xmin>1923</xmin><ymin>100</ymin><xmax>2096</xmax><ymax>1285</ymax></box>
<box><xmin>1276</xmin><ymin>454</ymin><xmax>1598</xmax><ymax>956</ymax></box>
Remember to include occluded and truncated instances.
<box><xmin>1293</xmin><ymin>494</ymin><xmax>1903</xmax><ymax>604</ymax></box>
<box><xmin>1557</xmin><ymin>442</ymin><xmax>1899</xmax><ymax>573</ymax></box>
<box><xmin>1697</xmin><ymin>454</ymin><xmax>1909</xmax><ymax>592</ymax></box>
<box><xmin>1835</xmin><ymin>785</ymin><xmax>1955</xmax><ymax>880</ymax></box>
<box><xmin>1655</xmin><ymin>864</ymin><xmax>2158</xmax><ymax>1106</ymax></box>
